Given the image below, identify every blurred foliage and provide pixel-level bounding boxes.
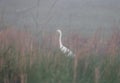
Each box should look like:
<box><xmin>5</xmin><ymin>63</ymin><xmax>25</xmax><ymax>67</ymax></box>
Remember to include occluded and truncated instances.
<box><xmin>0</xmin><ymin>27</ymin><xmax>120</xmax><ymax>83</ymax></box>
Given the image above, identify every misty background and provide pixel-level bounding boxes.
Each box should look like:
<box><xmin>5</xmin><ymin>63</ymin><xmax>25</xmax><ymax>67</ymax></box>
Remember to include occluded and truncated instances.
<box><xmin>0</xmin><ymin>1</ymin><xmax>120</xmax><ymax>83</ymax></box>
<box><xmin>0</xmin><ymin>0</ymin><xmax>120</xmax><ymax>37</ymax></box>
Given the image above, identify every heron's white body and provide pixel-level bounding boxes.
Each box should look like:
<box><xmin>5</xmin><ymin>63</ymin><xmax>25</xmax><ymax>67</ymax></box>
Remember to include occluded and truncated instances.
<box><xmin>57</xmin><ymin>29</ymin><xmax>75</xmax><ymax>56</ymax></box>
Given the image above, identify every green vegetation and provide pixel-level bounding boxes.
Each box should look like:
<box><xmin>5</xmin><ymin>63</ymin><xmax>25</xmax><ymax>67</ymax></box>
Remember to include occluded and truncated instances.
<box><xmin>0</xmin><ymin>27</ymin><xmax>120</xmax><ymax>83</ymax></box>
<box><xmin>0</xmin><ymin>47</ymin><xmax>120</xmax><ymax>83</ymax></box>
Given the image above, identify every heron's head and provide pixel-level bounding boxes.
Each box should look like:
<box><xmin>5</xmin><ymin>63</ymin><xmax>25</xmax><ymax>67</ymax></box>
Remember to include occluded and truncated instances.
<box><xmin>57</xmin><ymin>29</ymin><xmax>62</xmax><ymax>34</ymax></box>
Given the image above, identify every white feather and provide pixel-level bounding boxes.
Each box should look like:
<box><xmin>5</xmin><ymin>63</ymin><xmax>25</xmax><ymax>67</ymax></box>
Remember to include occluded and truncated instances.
<box><xmin>57</xmin><ymin>29</ymin><xmax>75</xmax><ymax>56</ymax></box>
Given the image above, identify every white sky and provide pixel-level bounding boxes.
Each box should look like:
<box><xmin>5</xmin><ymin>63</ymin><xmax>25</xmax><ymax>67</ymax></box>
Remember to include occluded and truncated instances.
<box><xmin>0</xmin><ymin>0</ymin><xmax>120</xmax><ymax>35</ymax></box>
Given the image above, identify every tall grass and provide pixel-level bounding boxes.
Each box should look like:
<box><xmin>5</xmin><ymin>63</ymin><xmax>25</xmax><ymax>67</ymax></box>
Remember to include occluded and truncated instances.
<box><xmin>0</xmin><ymin>27</ymin><xmax>120</xmax><ymax>83</ymax></box>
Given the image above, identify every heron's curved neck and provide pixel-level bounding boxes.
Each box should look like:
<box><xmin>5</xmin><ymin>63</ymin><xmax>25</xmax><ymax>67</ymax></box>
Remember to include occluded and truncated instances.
<box><xmin>59</xmin><ymin>31</ymin><xmax>63</xmax><ymax>48</ymax></box>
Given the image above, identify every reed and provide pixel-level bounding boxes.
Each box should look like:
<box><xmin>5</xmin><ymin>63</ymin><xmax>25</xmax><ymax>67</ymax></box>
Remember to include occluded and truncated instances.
<box><xmin>0</xmin><ymin>27</ymin><xmax>120</xmax><ymax>83</ymax></box>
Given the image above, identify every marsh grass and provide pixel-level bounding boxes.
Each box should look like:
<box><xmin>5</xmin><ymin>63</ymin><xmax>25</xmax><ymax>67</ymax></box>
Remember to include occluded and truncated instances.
<box><xmin>27</xmin><ymin>51</ymin><xmax>74</xmax><ymax>83</ymax></box>
<box><xmin>0</xmin><ymin>27</ymin><xmax>120</xmax><ymax>83</ymax></box>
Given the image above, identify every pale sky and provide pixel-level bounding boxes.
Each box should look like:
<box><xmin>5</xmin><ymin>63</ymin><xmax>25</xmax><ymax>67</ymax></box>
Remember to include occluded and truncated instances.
<box><xmin>0</xmin><ymin>0</ymin><xmax>120</xmax><ymax>35</ymax></box>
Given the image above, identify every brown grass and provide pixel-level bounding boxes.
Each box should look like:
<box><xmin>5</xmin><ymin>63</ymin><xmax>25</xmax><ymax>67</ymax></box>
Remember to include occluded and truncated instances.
<box><xmin>0</xmin><ymin>27</ymin><xmax>39</xmax><ymax>83</ymax></box>
<box><xmin>0</xmin><ymin>26</ymin><xmax>120</xmax><ymax>83</ymax></box>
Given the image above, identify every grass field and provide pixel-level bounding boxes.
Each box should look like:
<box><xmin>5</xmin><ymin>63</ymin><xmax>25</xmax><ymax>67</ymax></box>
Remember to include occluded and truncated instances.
<box><xmin>0</xmin><ymin>27</ymin><xmax>120</xmax><ymax>83</ymax></box>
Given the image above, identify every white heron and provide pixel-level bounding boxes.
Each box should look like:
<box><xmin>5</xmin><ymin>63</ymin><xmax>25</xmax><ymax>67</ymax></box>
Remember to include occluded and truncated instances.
<box><xmin>57</xmin><ymin>29</ymin><xmax>75</xmax><ymax>56</ymax></box>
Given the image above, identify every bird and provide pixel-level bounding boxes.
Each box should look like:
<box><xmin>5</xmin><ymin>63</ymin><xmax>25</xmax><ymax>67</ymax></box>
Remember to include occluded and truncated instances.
<box><xmin>56</xmin><ymin>29</ymin><xmax>75</xmax><ymax>56</ymax></box>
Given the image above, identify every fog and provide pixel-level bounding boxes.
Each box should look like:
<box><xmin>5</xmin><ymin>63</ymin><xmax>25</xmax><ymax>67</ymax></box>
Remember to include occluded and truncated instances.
<box><xmin>0</xmin><ymin>1</ymin><xmax>120</xmax><ymax>82</ymax></box>
<box><xmin>0</xmin><ymin>0</ymin><xmax>120</xmax><ymax>36</ymax></box>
